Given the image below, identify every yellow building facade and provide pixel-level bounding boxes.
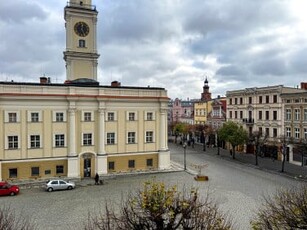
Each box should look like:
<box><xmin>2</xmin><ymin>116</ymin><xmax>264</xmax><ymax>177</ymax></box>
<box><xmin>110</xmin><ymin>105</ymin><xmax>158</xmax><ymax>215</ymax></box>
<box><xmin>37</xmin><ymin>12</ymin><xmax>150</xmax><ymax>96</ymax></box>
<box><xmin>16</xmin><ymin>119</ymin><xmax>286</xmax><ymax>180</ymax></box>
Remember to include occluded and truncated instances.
<box><xmin>0</xmin><ymin>0</ymin><xmax>170</xmax><ymax>181</ymax></box>
<box><xmin>194</xmin><ymin>101</ymin><xmax>212</xmax><ymax>125</ymax></box>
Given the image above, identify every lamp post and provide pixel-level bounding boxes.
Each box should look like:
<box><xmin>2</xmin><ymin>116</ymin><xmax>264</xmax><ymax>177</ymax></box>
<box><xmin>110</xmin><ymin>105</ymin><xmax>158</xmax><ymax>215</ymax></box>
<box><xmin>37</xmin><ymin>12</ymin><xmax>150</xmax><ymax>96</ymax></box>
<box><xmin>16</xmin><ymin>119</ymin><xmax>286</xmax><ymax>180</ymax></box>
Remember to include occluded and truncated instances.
<box><xmin>183</xmin><ymin>142</ymin><xmax>187</xmax><ymax>170</ymax></box>
<box><xmin>203</xmin><ymin>131</ymin><xmax>206</xmax><ymax>152</ymax></box>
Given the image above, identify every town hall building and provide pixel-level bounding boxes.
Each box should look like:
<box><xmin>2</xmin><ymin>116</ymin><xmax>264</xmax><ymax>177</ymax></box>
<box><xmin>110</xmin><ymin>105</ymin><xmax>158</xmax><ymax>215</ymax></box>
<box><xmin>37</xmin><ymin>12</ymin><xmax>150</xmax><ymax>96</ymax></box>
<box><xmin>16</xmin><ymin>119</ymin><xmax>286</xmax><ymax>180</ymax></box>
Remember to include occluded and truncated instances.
<box><xmin>0</xmin><ymin>0</ymin><xmax>170</xmax><ymax>181</ymax></box>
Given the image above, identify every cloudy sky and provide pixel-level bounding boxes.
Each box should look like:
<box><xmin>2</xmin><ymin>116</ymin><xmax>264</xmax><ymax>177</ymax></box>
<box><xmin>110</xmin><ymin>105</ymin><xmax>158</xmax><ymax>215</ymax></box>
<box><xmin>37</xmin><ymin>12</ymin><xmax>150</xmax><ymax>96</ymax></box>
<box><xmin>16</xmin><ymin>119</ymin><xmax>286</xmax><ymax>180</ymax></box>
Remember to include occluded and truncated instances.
<box><xmin>1</xmin><ymin>0</ymin><xmax>307</xmax><ymax>100</ymax></box>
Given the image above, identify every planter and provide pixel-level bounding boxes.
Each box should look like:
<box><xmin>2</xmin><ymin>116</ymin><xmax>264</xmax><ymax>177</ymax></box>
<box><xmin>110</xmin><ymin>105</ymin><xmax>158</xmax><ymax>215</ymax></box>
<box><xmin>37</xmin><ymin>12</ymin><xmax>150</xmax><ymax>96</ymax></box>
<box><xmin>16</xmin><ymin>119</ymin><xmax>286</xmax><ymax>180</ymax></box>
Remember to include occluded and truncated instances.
<box><xmin>194</xmin><ymin>175</ymin><xmax>209</xmax><ymax>181</ymax></box>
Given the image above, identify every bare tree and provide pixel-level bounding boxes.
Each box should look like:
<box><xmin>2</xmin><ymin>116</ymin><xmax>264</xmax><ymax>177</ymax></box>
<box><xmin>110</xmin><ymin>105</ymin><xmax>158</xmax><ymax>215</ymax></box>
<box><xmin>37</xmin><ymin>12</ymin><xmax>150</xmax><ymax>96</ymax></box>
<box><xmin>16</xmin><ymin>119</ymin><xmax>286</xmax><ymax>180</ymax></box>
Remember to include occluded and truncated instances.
<box><xmin>251</xmin><ymin>184</ymin><xmax>307</xmax><ymax>230</ymax></box>
<box><xmin>250</xmin><ymin>131</ymin><xmax>268</xmax><ymax>166</ymax></box>
<box><xmin>84</xmin><ymin>180</ymin><xmax>234</xmax><ymax>230</ymax></box>
<box><xmin>0</xmin><ymin>205</ymin><xmax>36</xmax><ymax>230</ymax></box>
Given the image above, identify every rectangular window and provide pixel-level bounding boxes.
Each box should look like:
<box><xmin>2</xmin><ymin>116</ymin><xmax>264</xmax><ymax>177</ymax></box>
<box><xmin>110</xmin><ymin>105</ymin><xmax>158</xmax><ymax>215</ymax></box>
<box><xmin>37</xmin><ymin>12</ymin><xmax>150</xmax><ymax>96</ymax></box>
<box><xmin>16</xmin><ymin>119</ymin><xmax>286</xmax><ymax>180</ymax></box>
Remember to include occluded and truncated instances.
<box><xmin>259</xmin><ymin>111</ymin><xmax>262</xmax><ymax>120</ymax></box>
<box><xmin>295</xmin><ymin>128</ymin><xmax>300</xmax><ymax>139</ymax></box>
<box><xmin>286</xmin><ymin>109</ymin><xmax>291</xmax><ymax>121</ymax></box>
<box><xmin>273</xmin><ymin>128</ymin><xmax>277</xmax><ymax>138</ymax></box>
<box><xmin>259</xmin><ymin>96</ymin><xmax>262</xmax><ymax>104</ymax></box>
<box><xmin>265</xmin><ymin>111</ymin><xmax>269</xmax><ymax>120</ymax></box>
<box><xmin>229</xmin><ymin>98</ymin><xmax>232</xmax><ymax>105</ymax></box>
<box><xmin>286</xmin><ymin>127</ymin><xmax>291</xmax><ymax>138</ymax></box>
<box><xmin>108</xmin><ymin>161</ymin><xmax>115</xmax><ymax>170</ymax></box>
<box><xmin>31</xmin><ymin>112</ymin><xmax>39</xmax><ymax>122</ymax></box>
<box><xmin>295</xmin><ymin>109</ymin><xmax>300</xmax><ymax>121</ymax></box>
<box><xmin>8</xmin><ymin>136</ymin><xmax>18</xmax><ymax>149</ymax></box>
<box><xmin>147</xmin><ymin>158</ymin><xmax>153</xmax><ymax>167</ymax></box>
<box><xmin>273</xmin><ymin>95</ymin><xmax>277</xmax><ymax>103</ymax></box>
<box><xmin>229</xmin><ymin>111</ymin><xmax>232</xmax><ymax>119</ymax></box>
<box><xmin>79</xmin><ymin>39</ymin><xmax>86</xmax><ymax>47</ymax></box>
<box><xmin>240</xmin><ymin>97</ymin><xmax>243</xmax><ymax>104</ymax></box>
<box><xmin>128</xmin><ymin>112</ymin><xmax>135</xmax><ymax>121</ymax></box>
<box><xmin>249</xmin><ymin>97</ymin><xmax>252</xmax><ymax>104</ymax></box>
<box><xmin>56</xmin><ymin>112</ymin><xmax>64</xmax><ymax>122</ymax></box>
<box><xmin>8</xmin><ymin>112</ymin><xmax>17</xmax><ymax>122</ymax></box>
<box><xmin>9</xmin><ymin>168</ymin><xmax>17</xmax><ymax>178</ymax></box>
<box><xmin>84</xmin><ymin>112</ymin><xmax>92</xmax><ymax>121</ymax></box>
<box><xmin>304</xmin><ymin>128</ymin><xmax>307</xmax><ymax>139</ymax></box>
<box><xmin>265</xmin><ymin>128</ymin><xmax>270</xmax><ymax>137</ymax></box>
<box><xmin>55</xmin><ymin>134</ymin><xmax>65</xmax><ymax>147</ymax></box>
<box><xmin>83</xmin><ymin>133</ymin><xmax>92</xmax><ymax>146</ymax></box>
<box><xmin>128</xmin><ymin>160</ymin><xmax>135</xmax><ymax>168</ymax></box>
<box><xmin>235</xmin><ymin>98</ymin><xmax>238</xmax><ymax>105</ymax></box>
<box><xmin>304</xmin><ymin>109</ymin><xmax>307</xmax><ymax>121</ymax></box>
<box><xmin>31</xmin><ymin>167</ymin><xmax>39</xmax><ymax>177</ymax></box>
<box><xmin>235</xmin><ymin>111</ymin><xmax>237</xmax><ymax>119</ymax></box>
<box><xmin>108</xmin><ymin>112</ymin><xmax>115</xmax><ymax>121</ymax></box>
<box><xmin>266</xmin><ymin>95</ymin><xmax>269</xmax><ymax>103</ymax></box>
<box><xmin>259</xmin><ymin>127</ymin><xmax>263</xmax><ymax>134</ymax></box>
<box><xmin>146</xmin><ymin>131</ymin><xmax>153</xmax><ymax>143</ymax></box>
<box><xmin>147</xmin><ymin>112</ymin><xmax>153</xmax><ymax>121</ymax></box>
<box><xmin>273</xmin><ymin>111</ymin><xmax>277</xmax><ymax>120</ymax></box>
<box><xmin>107</xmin><ymin>133</ymin><xmax>115</xmax><ymax>144</ymax></box>
<box><xmin>30</xmin><ymin>135</ymin><xmax>40</xmax><ymax>148</ymax></box>
<box><xmin>56</xmin><ymin>165</ymin><xmax>64</xmax><ymax>174</ymax></box>
<box><xmin>127</xmin><ymin>132</ymin><xmax>136</xmax><ymax>144</ymax></box>
<box><xmin>240</xmin><ymin>111</ymin><xmax>243</xmax><ymax>119</ymax></box>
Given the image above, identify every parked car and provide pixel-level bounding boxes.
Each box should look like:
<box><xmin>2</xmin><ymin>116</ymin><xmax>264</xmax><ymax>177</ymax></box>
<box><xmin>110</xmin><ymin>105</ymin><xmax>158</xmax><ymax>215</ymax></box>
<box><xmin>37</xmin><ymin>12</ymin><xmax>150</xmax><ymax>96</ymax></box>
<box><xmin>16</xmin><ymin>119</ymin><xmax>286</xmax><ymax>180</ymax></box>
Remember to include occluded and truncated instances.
<box><xmin>0</xmin><ymin>181</ymin><xmax>20</xmax><ymax>196</ymax></box>
<box><xmin>45</xmin><ymin>180</ymin><xmax>75</xmax><ymax>192</ymax></box>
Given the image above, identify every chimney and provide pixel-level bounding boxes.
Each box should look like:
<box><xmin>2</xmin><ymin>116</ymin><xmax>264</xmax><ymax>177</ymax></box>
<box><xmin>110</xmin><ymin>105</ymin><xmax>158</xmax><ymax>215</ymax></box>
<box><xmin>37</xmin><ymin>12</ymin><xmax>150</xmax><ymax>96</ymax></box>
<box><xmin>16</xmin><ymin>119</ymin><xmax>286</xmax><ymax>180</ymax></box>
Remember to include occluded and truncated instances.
<box><xmin>301</xmin><ymin>82</ymin><xmax>307</xmax><ymax>90</ymax></box>
<box><xmin>111</xmin><ymin>81</ymin><xmax>121</xmax><ymax>87</ymax></box>
<box><xmin>40</xmin><ymin>77</ymin><xmax>48</xmax><ymax>84</ymax></box>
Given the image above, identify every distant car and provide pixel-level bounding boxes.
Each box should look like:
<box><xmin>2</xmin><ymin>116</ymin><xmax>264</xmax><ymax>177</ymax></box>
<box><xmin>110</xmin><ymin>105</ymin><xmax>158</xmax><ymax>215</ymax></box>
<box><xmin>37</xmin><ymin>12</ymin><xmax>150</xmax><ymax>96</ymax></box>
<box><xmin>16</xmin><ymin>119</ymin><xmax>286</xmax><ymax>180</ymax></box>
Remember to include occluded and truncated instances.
<box><xmin>0</xmin><ymin>181</ymin><xmax>20</xmax><ymax>196</ymax></box>
<box><xmin>45</xmin><ymin>180</ymin><xmax>75</xmax><ymax>192</ymax></box>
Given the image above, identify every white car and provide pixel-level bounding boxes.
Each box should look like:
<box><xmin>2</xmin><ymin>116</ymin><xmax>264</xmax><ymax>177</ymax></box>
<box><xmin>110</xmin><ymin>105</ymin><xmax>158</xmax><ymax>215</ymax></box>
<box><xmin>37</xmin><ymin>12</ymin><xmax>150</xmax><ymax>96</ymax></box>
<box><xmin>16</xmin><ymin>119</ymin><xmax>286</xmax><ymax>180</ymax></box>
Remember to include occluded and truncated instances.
<box><xmin>45</xmin><ymin>180</ymin><xmax>75</xmax><ymax>192</ymax></box>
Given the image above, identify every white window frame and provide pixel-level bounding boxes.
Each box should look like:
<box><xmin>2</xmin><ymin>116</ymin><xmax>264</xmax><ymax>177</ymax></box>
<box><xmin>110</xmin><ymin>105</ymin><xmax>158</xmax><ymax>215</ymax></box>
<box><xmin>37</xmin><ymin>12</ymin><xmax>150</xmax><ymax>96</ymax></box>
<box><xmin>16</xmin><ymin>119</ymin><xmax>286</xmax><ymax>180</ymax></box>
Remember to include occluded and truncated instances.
<box><xmin>106</xmin><ymin>132</ymin><xmax>116</xmax><ymax>145</ymax></box>
<box><xmin>145</xmin><ymin>131</ymin><xmax>154</xmax><ymax>143</ymax></box>
<box><xmin>82</xmin><ymin>133</ymin><xmax>93</xmax><ymax>146</ymax></box>
<box><xmin>107</xmin><ymin>112</ymin><xmax>116</xmax><ymax>121</ymax></box>
<box><xmin>7</xmin><ymin>135</ymin><xmax>18</xmax><ymax>149</ymax></box>
<box><xmin>295</xmin><ymin>127</ymin><xmax>300</xmax><ymax>139</ymax></box>
<box><xmin>127</xmin><ymin>111</ymin><xmax>137</xmax><ymax>121</ymax></box>
<box><xmin>53</xmin><ymin>111</ymin><xmax>66</xmax><ymax>122</ymax></box>
<box><xmin>29</xmin><ymin>135</ymin><xmax>41</xmax><ymax>149</ymax></box>
<box><xmin>286</xmin><ymin>127</ymin><xmax>291</xmax><ymax>138</ymax></box>
<box><xmin>286</xmin><ymin>109</ymin><xmax>291</xmax><ymax>121</ymax></box>
<box><xmin>127</xmin><ymin>132</ymin><xmax>136</xmax><ymax>144</ymax></box>
<box><xmin>304</xmin><ymin>128</ymin><xmax>307</xmax><ymax>140</ymax></box>
<box><xmin>54</xmin><ymin>134</ymin><xmax>65</xmax><ymax>147</ymax></box>
<box><xmin>83</xmin><ymin>111</ymin><xmax>93</xmax><ymax>122</ymax></box>
<box><xmin>294</xmin><ymin>109</ymin><xmax>300</xmax><ymax>121</ymax></box>
<box><xmin>304</xmin><ymin>109</ymin><xmax>307</xmax><ymax>121</ymax></box>
<box><xmin>5</xmin><ymin>111</ymin><xmax>19</xmax><ymax>123</ymax></box>
<box><xmin>31</xmin><ymin>112</ymin><xmax>39</xmax><ymax>122</ymax></box>
<box><xmin>27</xmin><ymin>111</ymin><xmax>42</xmax><ymax>122</ymax></box>
<box><xmin>145</xmin><ymin>111</ymin><xmax>155</xmax><ymax>121</ymax></box>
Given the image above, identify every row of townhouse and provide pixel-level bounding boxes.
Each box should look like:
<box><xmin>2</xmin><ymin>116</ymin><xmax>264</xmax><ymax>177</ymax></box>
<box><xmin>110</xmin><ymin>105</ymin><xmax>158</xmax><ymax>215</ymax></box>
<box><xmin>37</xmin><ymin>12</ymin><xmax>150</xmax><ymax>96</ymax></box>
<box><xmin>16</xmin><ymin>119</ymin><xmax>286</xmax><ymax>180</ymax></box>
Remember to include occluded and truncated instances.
<box><xmin>226</xmin><ymin>83</ymin><xmax>307</xmax><ymax>164</ymax></box>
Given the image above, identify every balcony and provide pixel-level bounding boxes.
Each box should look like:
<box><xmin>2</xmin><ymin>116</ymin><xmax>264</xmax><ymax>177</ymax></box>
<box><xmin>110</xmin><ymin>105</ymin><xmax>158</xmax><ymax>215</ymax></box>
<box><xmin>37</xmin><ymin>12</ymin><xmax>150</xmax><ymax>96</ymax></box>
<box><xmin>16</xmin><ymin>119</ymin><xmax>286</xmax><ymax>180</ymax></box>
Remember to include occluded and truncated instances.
<box><xmin>66</xmin><ymin>2</ymin><xmax>96</xmax><ymax>11</ymax></box>
<box><xmin>242</xmin><ymin>118</ymin><xmax>254</xmax><ymax>125</ymax></box>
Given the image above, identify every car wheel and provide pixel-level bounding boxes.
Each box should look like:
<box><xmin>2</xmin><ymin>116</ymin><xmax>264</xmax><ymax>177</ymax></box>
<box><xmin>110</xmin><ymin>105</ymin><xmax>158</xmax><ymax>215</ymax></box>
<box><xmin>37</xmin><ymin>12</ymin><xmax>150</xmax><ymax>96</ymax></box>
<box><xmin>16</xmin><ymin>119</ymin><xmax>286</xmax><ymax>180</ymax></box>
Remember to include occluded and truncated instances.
<box><xmin>67</xmin><ymin>186</ymin><xmax>73</xmax><ymax>190</ymax></box>
<box><xmin>10</xmin><ymin>192</ymin><xmax>16</xmax><ymax>196</ymax></box>
<box><xmin>47</xmin><ymin>187</ymin><xmax>53</xmax><ymax>192</ymax></box>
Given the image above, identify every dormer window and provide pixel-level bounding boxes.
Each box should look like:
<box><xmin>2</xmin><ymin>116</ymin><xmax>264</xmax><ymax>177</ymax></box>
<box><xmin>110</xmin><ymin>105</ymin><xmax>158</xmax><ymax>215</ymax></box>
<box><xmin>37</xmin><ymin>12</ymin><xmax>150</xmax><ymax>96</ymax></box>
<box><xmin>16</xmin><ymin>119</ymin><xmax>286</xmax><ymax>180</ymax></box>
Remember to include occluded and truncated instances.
<box><xmin>79</xmin><ymin>39</ymin><xmax>86</xmax><ymax>47</ymax></box>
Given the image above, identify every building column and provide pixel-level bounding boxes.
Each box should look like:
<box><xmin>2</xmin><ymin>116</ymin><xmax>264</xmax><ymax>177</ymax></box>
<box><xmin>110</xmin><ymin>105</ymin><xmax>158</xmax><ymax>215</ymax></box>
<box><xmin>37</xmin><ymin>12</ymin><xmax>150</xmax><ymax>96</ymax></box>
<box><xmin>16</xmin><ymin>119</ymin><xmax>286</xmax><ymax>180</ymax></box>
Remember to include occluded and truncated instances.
<box><xmin>67</xmin><ymin>109</ymin><xmax>79</xmax><ymax>178</ymax></box>
<box><xmin>159</xmin><ymin>109</ymin><xmax>167</xmax><ymax>151</ymax></box>
<box><xmin>158</xmin><ymin>108</ymin><xmax>170</xmax><ymax>170</ymax></box>
<box><xmin>68</xmin><ymin>109</ymin><xmax>76</xmax><ymax>156</ymax></box>
<box><xmin>97</xmin><ymin>107</ymin><xmax>107</xmax><ymax>175</ymax></box>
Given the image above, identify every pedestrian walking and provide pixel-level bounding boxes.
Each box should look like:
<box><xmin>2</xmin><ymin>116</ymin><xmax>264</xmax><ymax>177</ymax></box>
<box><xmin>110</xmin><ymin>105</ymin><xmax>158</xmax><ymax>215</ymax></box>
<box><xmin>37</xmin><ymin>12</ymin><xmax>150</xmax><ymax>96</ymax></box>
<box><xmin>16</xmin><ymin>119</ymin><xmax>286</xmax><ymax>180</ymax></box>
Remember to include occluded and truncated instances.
<box><xmin>94</xmin><ymin>173</ymin><xmax>99</xmax><ymax>185</ymax></box>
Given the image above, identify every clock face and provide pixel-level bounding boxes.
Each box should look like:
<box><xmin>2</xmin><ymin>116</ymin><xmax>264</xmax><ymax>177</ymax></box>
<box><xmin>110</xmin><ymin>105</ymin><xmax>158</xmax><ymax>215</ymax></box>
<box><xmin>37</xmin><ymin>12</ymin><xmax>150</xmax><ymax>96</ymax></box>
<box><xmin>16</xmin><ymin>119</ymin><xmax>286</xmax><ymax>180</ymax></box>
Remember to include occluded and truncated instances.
<box><xmin>74</xmin><ymin>22</ymin><xmax>90</xmax><ymax>37</ymax></box>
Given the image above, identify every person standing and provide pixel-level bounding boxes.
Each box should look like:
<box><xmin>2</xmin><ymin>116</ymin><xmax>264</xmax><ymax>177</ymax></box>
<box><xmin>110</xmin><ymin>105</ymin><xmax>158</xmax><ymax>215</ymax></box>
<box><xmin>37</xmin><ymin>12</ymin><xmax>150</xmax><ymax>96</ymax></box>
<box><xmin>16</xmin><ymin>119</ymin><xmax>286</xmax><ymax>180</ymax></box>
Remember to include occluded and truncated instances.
<box><xmin>94</xmin><ymin>173</ymin><xmax>99</xmax><ymax>185</ymax></box>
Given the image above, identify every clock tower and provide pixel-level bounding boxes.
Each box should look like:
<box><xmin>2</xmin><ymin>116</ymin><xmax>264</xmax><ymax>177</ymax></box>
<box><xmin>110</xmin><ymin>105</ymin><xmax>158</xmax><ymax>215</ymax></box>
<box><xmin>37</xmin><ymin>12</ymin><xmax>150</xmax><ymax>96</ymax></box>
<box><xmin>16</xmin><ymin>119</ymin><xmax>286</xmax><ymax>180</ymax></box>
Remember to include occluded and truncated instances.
<box><xmin>64</xmin><ymin>0</ymin><xmax>100</xmax><ymax>81</ymax></box>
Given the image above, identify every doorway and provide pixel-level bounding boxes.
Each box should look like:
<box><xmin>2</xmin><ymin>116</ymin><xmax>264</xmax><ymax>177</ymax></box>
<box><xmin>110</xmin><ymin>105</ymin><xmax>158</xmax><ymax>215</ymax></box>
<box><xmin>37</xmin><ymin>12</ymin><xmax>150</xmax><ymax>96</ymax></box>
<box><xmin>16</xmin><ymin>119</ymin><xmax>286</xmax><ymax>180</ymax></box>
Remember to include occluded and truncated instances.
<box><xmin>84</xmin><ymin>158</ymin><xmax>91</xmax><ymax>177</ymax></box>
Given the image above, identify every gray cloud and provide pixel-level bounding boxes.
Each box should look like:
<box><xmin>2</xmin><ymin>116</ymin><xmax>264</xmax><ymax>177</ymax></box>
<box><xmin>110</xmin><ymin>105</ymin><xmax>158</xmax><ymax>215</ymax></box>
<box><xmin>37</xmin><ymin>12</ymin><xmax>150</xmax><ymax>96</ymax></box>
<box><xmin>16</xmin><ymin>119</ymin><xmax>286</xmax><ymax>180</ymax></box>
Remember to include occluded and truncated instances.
<box><xmin>0</xmin><ymin>0</ymin><xmax>306</xmax><ymax>99</ymax></box>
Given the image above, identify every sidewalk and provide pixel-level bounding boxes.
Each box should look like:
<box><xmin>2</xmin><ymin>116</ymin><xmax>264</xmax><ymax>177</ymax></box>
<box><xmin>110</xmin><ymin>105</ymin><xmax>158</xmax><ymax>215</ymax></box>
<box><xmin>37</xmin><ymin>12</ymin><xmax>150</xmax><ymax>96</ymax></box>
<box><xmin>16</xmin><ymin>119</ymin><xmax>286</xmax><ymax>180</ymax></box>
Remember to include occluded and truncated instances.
<box><xmin>170</xmin><ymin>141</ymin><xmax>307</xmax><ymax>182</ymax></box>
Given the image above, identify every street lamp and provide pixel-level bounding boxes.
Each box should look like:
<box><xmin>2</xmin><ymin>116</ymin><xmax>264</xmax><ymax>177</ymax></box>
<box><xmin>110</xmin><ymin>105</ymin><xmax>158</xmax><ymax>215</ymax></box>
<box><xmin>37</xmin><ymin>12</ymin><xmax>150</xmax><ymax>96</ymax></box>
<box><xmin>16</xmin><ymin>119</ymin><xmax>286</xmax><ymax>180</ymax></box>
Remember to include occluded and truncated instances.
<box><xmin>183</xmin><ymin>141</ymin><xmax>187</xmax><ymax>170</ymax></box>
<box><xmin>203</xmin><ymin>131</ymin><xmax>206</xmax><ymax>152</ymax></box>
